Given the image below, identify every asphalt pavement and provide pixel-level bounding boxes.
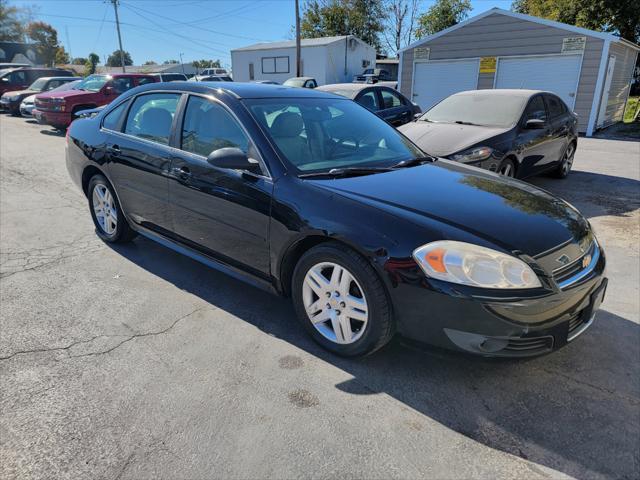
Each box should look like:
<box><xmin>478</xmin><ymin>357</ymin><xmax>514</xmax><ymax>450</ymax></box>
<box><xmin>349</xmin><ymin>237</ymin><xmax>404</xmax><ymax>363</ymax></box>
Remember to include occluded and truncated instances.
<box><xmin>1</xmin><ymin>115</ymin><xmax>638</xmax><ymax>479</ymax></box>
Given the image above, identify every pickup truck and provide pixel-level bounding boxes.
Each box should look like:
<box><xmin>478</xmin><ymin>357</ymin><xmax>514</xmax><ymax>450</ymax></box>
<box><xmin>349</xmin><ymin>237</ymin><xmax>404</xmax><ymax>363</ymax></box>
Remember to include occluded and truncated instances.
<box><xmin>34</xmin><ymin>73</ymin><xmax>156</xmax><ymax>129</ymax></box>
<box><xmin>352</xmin><ymin>68</ymin><xmax>395</xmax><ymax>83</ymax></box>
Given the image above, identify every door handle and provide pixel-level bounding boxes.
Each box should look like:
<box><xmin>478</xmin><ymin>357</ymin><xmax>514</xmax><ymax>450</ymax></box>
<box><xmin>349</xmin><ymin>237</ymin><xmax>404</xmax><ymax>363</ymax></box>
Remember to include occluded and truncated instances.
<box><xmin>106</xmin><ymin>144</ymin><xmax>121</xmax><ymax>156</ymax></box>
<box><xmin>171</xmin><ymin>166</ymin><xmax>191</xmax><ymax>179</ymax></box>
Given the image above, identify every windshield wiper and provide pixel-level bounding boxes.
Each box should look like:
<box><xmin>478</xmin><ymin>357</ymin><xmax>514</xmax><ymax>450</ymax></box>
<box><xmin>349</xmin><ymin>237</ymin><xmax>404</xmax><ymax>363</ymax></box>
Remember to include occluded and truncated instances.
<box><xmin>454</xmin><ymin>120</ymin><xmax>481</xmax><ymax>126</ymax></box>
<box><xmin>298</xmin><ymin>166</ymin><xmax>393</xmax><ymax>179</ymax></box>
<box><xmin>392</xmin><ymin>156</ymin><xmax>435</xmax><ymax>168</ymax></box>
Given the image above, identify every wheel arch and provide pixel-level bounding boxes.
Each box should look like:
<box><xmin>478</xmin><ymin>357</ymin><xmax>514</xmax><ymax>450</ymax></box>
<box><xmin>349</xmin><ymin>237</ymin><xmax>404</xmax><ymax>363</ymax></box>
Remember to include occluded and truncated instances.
<box><xmin>81</xmin><ymin>165</ymin><xmax>104</xmax><ymax>196</ymax></box>
<box><xmin>277</xmin><ymin>234</ymin><xmax>387</xmax><ymax>298</ymax></box>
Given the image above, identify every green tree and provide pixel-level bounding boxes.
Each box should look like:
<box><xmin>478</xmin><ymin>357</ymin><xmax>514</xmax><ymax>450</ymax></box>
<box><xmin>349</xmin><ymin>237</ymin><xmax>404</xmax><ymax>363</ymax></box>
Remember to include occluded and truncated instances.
<box><xmin>414</xmin><ymin>0</ymin><xmax>471</xmax><ymax>38</ymax></box>
<box><xmin>26</xmin><ymin>21</ymin><xmax>62</xmax><ymax>66</ymax></box>
<box><xmin>300</xmin><ymin>0</ymin><xmax>387</xmax><ymax>51</ymax></box>
<box><xmin>0</xmin><ymin>0</ymin><xmax>33</xmax><ymax>42</ymax></box>
<box><xmin>143</xmin><ymin>60</ymin><xmax>157</xmax><ymax>65</ymax></box>
<box><xmin>54</xmin><ymin>47</ymin><xmax>70</xmax><ymax>65</ymax></box>
<box><xmin>84</xmin><ymin>52</ymin><xmax>100</xmax><ymax>76</ymax></box>
<box><xmin>71</xmin><ymin>57</ymin><xmax>87</xmax><ymax>65</ymax></box>
<box><xmin>163</xmin><ymin>59</ymin><xmax>179</xmax><ymax>64</ymax></box>
<box><xmin>192</xmin><ymin>59</ymin><xmax>222</xmax><ymax>70</ymax></box>
<box><xmin>106</xmin><ymin>49</ymin><xmax>133</xmax><ymax>67</ymax></box>
<box><xmin>512</xmin><ymin>0</ymin><xmax>639</xmax><ymax>43</ymax></box>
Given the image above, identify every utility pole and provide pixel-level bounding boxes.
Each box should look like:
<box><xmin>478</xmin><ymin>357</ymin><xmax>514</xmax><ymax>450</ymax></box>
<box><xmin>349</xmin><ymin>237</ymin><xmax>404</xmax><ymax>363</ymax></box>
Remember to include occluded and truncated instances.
<box><xmin>295</xmin><ymin>0</ymin><xmax>301</xmax><ymax>76</ymax></box>
<box><xmin>109</xmin><ymin>0</ymin><xmax>126</xmax><ymax>72</ymax></box>
<box><xmin>179</xmin><ymin>53</ymin><xmax>185</xmax><ymax>75</ymax></box>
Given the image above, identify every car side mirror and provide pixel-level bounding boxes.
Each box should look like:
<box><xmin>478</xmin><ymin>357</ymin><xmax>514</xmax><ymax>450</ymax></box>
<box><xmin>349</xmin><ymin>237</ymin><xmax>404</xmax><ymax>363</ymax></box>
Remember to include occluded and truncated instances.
<box><xmin>207</xmin><ymin>147</ymin><xmax>256</xmax><ymax>171</ymax></box>
<box><xmin>524</xmin><ymin>118</ymin><xmax>545</xmax><ymax>129</ymax></box>
<box><xmin>414</xmin><ymin>113</ymin><xmax>423</xmax><ymax>120</ymax></box>
<box><xmin>104</xmin><ymin>86</ymin><xmax>116</xmax><ymax>95</ymax></box>
<box><xmin>0</xmin><ymin>77</ymin><xmax>8</xmax><ymax>82</ymax></box>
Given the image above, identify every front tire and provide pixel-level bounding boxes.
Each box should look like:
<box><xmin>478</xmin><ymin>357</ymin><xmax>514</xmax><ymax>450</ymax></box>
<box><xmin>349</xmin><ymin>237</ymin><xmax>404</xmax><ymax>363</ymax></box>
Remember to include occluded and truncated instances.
<box><xmin>498</xmin><ymin>158</ymin><xmax>516</xmax><ymax>178</ymax></box>
<box><xmin>291</xmin><ymin>243</ymin><xmax>394</xmax><ymax>357</ymax></box>
<box><xmin>88</xmin><ymin>174</ymin><xmax>136</xmax><ymax>243</ymax></box>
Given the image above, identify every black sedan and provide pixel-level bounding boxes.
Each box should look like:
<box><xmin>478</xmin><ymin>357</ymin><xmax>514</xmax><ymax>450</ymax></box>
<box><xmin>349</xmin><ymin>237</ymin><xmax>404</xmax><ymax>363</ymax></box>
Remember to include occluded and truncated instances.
<box><xmin>400</xmin><ymin>89</ymin><xmax>578</xmax><ymax>179</ymax></box>
<box><xmin>66</xmin><ymin>82</ymin><xmax>606</xmax><ymax>358</ymax></box>
<box><xmin>317</xmin><ymin>83</ymin><xmax>420</xmax><ymax>127</ymax></box>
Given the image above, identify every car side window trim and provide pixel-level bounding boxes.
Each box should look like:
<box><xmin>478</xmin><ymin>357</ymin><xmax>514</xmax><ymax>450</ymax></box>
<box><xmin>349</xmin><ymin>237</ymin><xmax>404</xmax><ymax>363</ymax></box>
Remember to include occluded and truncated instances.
<box><xmin>173</xmin><ymin>92</ymin><xmax>272</xmax><ymax>179</ymax></box>
<box><xmin>520</xmin><ymin>94</ymin><xmax>548</xmax><ymax>127</ymax></box>
<box><xmin>100</xmin><ymin>98</ymin><xmax>132</xmax><ymax>133</ymax></box>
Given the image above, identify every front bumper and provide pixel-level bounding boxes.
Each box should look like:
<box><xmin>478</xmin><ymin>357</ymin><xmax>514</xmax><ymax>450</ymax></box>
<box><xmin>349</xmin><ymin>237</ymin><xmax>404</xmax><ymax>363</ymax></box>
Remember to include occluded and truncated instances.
<box><xmin>386</xmin><ymin>245</ymin><xmax>606</xmax><ymax>357</ymax></box>
<box><xmin>37</xmin><ymin>109</ymin><xmax>72</xmax><ymax>128</ymax></box>
<box><xmin>20</xmin><ymin>103</ymin><xmax>35</xmax><ymax>116</ymax></box>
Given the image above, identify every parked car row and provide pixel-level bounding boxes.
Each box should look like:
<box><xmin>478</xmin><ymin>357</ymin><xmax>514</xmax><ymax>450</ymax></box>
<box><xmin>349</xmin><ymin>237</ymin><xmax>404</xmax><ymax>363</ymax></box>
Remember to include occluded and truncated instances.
<box><xmin>63</xmin><ymin>82</ymin><xmax>606</xmax><ymax>359</ymax></box>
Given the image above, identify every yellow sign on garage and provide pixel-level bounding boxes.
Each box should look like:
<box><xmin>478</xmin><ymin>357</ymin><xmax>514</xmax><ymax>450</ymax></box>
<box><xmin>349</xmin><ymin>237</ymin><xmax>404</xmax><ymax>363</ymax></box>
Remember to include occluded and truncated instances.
<box><xmin>479</xmin><ymin>57</ymin><xmax>497</xmax><ymax>73</ymax></box>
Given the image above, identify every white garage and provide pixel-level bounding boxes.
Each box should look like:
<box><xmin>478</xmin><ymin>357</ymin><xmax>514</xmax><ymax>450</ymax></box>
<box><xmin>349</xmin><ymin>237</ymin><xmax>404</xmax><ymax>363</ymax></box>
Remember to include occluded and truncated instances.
<box><xmin>494</xmin><ymin>55</ymin><xmax>582</xmax><ymax>109</ymax></box>
<box><xmin>412</xmin><ymin>59</ymin><xmax>479</xmax><ymax>111</ymax></box>
<box><xmin>399</xmin><ymin>8</ymin><xmax>639</xmax><ymax>135</ymax></box>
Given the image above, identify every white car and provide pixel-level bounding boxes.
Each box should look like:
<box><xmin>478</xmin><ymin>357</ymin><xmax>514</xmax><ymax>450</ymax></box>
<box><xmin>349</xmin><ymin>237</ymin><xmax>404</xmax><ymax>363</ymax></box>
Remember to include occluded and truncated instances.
<box><xmin>200</xmin><ymin>68</ymin><xmax>228</xmax><ymax>76</ymax></box>
<box><xmin>20</xmin><ymin>79</ymin><xmax>81</xmax><ymax>117</ymax></box>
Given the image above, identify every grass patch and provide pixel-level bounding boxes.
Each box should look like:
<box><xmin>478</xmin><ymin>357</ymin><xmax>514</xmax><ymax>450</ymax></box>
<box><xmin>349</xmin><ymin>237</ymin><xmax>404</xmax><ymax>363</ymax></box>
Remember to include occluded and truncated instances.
<box><xmin>623</xmin><ymin>96</ymin><xmax>639</xmax><ymax>123</ymax></box>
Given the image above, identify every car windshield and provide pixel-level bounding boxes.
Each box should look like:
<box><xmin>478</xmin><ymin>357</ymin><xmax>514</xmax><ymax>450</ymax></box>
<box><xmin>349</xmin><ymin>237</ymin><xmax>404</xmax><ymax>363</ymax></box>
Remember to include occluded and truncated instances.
<box><xmin>75</xmin><ymin>74</ymin><xmax>109</xmax><ymax>92</ymax></box>
<box><xmin>245</xmin><ymin>97</ymin><xmax>423</xmax><ymax>174</ymax></box>
<box><xmin>421</xmin><ymin>93</ymin><xmax>529</xmax><ymax>128</ymax></box>
<box><xmin>28</xmin><ymin>78</ymin><xmax>49</xmax><ymax>91</ymax></box>
<box><xmin>284</xmin><ymin>79</ymin><xmax>305</xmax><ymax>87</ymax></box>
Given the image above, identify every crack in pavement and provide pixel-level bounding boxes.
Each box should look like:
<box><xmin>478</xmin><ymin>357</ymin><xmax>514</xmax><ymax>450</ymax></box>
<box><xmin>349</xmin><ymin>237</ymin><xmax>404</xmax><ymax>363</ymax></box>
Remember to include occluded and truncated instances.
<box><xmin>0</xmin><ymin>307</ymin><xmax>211</xmax><ymax>361</ymax></box>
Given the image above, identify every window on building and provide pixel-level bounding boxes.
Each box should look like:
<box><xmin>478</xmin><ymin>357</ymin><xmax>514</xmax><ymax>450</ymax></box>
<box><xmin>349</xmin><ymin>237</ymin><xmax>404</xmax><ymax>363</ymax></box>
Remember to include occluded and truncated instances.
<box><xmin>261</xmin><ymin>56</ymin><xmax>290</xmax><ymax>74</ymax></box>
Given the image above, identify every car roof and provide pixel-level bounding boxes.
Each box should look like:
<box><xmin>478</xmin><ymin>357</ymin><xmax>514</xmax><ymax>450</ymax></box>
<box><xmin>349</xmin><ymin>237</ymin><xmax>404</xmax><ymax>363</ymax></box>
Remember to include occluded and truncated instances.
<box><xmin>453</xmin><ymin>89</ymin><xmax>546</xmax><ymax>98</ymax></box>
<box><xmin>38</xmin><ymin>76</ymin><xmax>82</xmax><ymax>81</ymax></box>
<box><xmin>317</xmin><ymin>83</ymin><xmax>374</xmax><ymax>92</ymax></box>
<box><xmin>132</xmin><ymin>81</ymin><xmax>341</xmax><ymax>99</ymax></box>
<box><xmin>286</xmin><ymin>77</ymin><xmax>314</xmax><ymax>81</ymax></box>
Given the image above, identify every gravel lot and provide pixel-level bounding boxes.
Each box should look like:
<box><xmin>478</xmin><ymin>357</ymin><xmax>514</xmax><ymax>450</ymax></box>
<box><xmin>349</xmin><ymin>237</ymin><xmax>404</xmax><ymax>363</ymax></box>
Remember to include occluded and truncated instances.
<box><xmin>1</xmin><ymin>114</ymin><xmax>638</xmax><ymax>480</ymax></box>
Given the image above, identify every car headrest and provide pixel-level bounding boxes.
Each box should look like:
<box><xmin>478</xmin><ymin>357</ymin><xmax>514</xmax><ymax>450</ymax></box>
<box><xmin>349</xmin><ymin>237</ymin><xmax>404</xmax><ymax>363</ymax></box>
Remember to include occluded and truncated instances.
<box><xmin>270</xmin><ymin>112</ymin><xmax>303</xmax><ymax>138</ymax></box>
<box><xmin>140</xmin><ymin>107</ymin><xmax>172</xmax><ymax>137</ymax></box>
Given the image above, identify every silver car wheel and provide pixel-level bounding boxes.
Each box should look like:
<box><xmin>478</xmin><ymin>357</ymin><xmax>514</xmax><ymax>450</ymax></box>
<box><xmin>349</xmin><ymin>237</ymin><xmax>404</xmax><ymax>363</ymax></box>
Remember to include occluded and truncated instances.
<box><xmin>562</xmin><ymin>143</ymin><xmax>575</xmax><ymax>175</ymax></box>
<box><xmin>92</xmin><ymin>184</ymin><xmax>117</xmax><ymax>235</ymax></box>
<box><xmin>302</xmin><ymin>262</ymin><xmax>369</xmax><ymax>345</ymax></box>
<box><xmin>499</xmin><ymin>162</ymin><xmax>514</xmax><ymax>177</ymax></box>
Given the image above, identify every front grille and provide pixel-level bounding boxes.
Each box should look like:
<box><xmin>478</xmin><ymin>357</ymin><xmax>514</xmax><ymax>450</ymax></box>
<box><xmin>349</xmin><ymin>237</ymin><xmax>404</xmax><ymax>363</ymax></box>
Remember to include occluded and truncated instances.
<box><xmin>503</xmin><ymin>336</ymin><xmax>554</xmax><ymax>355</ymax></box>
<box><xmin>553</xmin><ymin>240</ymin><xmax>596</xmax><ymax>285</ymax></box>
<box><xmin>568</xmin><ymin>311</ymin><xmax>585</xmax><ymax>334</ymax></box>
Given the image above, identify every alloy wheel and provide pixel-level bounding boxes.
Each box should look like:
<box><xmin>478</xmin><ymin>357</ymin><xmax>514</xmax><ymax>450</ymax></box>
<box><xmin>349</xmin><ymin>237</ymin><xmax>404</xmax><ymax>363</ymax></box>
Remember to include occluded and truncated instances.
<box><xmin>499</xmin><ymin>162</ymin><xmax>514</xmax><ymax>177</ymax></box>
<box><xmin>302</xmin><ymin>262</ymin><xmax>369</xmax><ymax>344</ymax></box>
<box><xmin>562</xmin><ymin>144</ymin><xmax>575</xmax><ymax>175</ymax></box>
<box><xmin>92</xmin><ymin>184</ymin><xmax>118</xmax><ymax>235</ymax></box>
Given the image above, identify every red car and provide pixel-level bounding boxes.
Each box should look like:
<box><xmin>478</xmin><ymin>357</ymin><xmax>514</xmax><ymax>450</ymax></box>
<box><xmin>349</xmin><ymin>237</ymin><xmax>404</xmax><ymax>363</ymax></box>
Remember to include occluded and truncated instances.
<box><xmin>34</xmin><ymin>73</ymin><xmax>156</xmax><ymax>129</ymax></box>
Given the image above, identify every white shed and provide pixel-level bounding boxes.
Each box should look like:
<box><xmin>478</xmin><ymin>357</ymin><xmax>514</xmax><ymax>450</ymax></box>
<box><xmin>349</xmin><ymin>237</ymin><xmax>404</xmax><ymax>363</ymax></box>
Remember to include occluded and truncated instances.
<box><xmin>398</xmin><ymin>8</ymin><xmax>639</xmax><ymax>135</ymax></box>
<box><xmin>231</xmin><ymin>36</ymin><xmax>376</xmax><ymax>86</ymax></box>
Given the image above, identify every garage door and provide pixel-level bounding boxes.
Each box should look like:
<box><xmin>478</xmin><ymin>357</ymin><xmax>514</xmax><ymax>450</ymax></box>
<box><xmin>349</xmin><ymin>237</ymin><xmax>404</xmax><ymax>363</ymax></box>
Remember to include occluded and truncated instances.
<box><xmin>494</xmin><ymin>55</ymin><xmax>582</xmax><ymax>109</ymax></box>
<box><xmin>412</xmin><ymin>59</ymin><xmax>479</xmax><ymax>111</ymax></box>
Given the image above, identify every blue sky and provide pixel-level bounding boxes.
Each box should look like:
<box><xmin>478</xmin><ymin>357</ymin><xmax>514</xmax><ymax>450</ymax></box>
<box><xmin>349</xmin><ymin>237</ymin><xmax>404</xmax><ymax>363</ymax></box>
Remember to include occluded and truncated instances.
<box><xmin>13</xmin><ymin>0</ymin><xmax>512</xmax><ymax>68</ymax></box>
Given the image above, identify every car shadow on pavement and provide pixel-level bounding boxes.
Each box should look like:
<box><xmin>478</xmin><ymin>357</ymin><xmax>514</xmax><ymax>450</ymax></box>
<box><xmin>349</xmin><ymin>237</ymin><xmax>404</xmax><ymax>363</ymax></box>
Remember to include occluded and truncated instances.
<box><xmin>108</xmin><ymin>238</ymin><xmax>639</xmax><ymax>479</ymax></box>
<box><xmin>529</xmin><ymin>170</ymin><xmax>640</xmax><ymax>219</ymax></box>
<box><xmin>39</xmin><ymin>128</ymin><xmax>65</xmax><ymax>137</ymax></box>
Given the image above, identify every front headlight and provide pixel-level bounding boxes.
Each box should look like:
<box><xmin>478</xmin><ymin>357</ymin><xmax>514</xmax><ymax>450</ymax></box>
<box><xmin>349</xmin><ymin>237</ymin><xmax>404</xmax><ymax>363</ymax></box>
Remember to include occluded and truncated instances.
<box><xmin>450</xmin><ymin>146</ymin><xmax>493</xmax><ymax>163</ymax></box>
<box><xmin>413</xmin><ymin>241</ymin><xmax>541</xmax><ymax>289</ymax></box>
<box><xmin>10</xmin><ymin>95</ymin><xmax>20</xmax><ymax>102</ymax></box>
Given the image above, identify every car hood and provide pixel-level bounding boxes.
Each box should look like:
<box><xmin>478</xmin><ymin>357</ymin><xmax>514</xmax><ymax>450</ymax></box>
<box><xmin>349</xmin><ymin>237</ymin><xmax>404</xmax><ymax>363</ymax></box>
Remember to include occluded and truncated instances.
<box><xmin>399</xmin><ymin>121</ymin><xmax>510</xmax><ymax>157</ymax></box>
<box><xmin>36</xmin><ymin>89</ymin><xmax>89</xmax><ymax>100</ymax></box>
<box><xmin>22</xmin><ymin>94</ymin><xmax>36</xmax><ymax>103</ymax></box>
<box><xmin>310</xmin><ymin>161</ymin><xmax>588</xmax><ymax>257</ymax></box>
<box><xmin>2</xmin><ymin>89</ymin><xmax>35</xmax><ymax>98</ymax></box>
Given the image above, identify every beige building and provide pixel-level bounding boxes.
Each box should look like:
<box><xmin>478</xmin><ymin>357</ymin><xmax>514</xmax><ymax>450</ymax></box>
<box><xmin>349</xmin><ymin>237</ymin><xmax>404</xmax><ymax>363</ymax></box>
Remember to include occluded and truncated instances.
<box><xmin>398</xmin><ymin>8</ymin><xmax>639</xmax><ymax>136</ymax></box>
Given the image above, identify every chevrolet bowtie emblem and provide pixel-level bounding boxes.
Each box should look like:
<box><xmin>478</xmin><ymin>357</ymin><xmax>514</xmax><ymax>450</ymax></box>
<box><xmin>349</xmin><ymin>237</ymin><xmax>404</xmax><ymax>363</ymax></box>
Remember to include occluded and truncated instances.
<box><xmin>582</xmin><ymin>254</ymin><xmax>592</xmax><ymax>269</ymax></box>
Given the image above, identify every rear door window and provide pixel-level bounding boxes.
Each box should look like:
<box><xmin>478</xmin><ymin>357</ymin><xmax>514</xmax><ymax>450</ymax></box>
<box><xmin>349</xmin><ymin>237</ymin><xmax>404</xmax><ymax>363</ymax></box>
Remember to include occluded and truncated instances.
<box><xmin>124</xmin><ymin>93</ymin><xmax>180</xmax><ymax>145</ymax></box>
<box><xmin>102</xmin><ymin>100</ymin><xmax>130</xmax><ymax>131</ymax></box>
<box><xmin>545</xmin><ymin>94</ymin><xmax>564</xmax><ymax>119</ymax></box>
<box><xmin>8</xmin><ymin>70</ymin><xmax>27</xmax><ymax>84</ymax></box>
<box><xmin>380</xmin><ymin>89</ymin><xmax>403</xmax><ymax>109</ymax></box>
<box><xmin>523</xmin><ymin>95</ymin><xmax>547</xmax><ymax>123</ymax></box>
<box><xmin>356</xmin><ymin>90</ymin><xmax>380</xmax><ymax>111</ymax></box>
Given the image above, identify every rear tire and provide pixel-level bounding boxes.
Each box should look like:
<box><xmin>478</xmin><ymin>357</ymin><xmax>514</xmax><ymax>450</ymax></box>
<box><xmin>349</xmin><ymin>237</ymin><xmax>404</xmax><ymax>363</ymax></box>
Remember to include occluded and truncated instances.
<box><xmin>291</xmin><ymin>242</ymin><xmax>394</xmax><ymax>357</ymax></box>
<box><xmin>87</xmin><ymin>174</ymin><xmax>137</xmax><ymax>243</ymax></box>
<box><xmin>552</xmin><ymin>142</ymin><xmax>576</xmax><ymax>179</ymax></box>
